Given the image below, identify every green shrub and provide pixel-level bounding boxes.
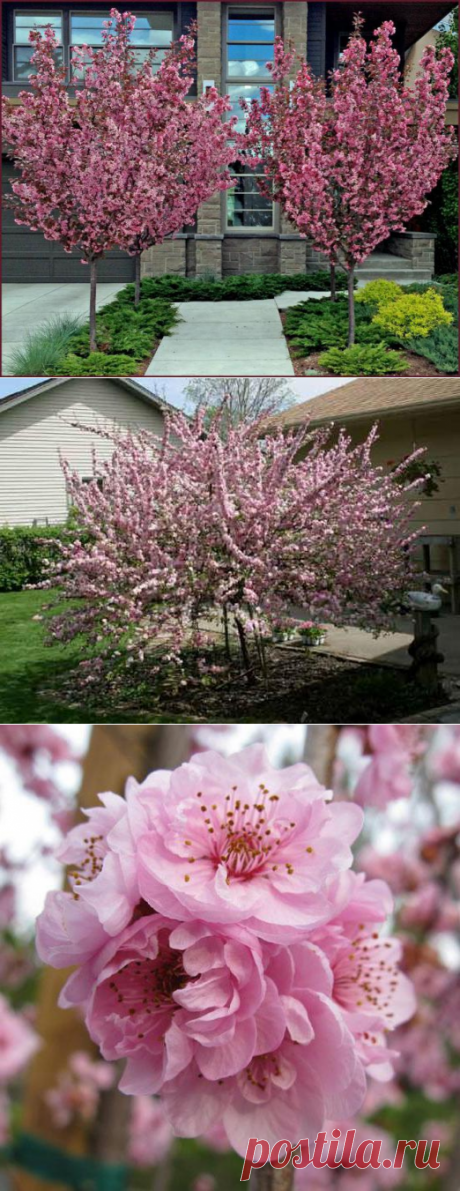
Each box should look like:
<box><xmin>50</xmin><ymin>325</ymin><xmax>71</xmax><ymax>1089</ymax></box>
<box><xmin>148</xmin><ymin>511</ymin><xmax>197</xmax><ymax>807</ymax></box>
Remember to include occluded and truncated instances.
<box><xmin>355</xmin><ymin>279</ymin><xmax>403</xmax><ymax>308</ymax></box>
<box><xmin>408</xmin><ymin>324</ymin><xmax>459</xmax><ymax>373</ymax></box>
<box><xmin>0</xmin><ymin>525</ymin><xmax>66</xmax><ymax>591</ymax></box>
<box><xmin>50</xmin><ymin>352</ymin><xmax>142</xmax><ymax>376</ymax></box>
<box><xmin>135</xmin><ymin>270</ymin><xmax>353</xmax><ymax>303</ymax></box>
<box><xmin>318</xmin><ymin>343</ymin><xmax>408</xmax><ymax>375</ymax></box>
<box><xmin>6</xmin><ymin>315</ymin><xmax>83</xmax><ymax>377</ymax></box>
<box><xmin>372</xmin><ymin>288</ymin><xmax>453</xmax><ymax>341</ymax></box>
<box><xmin>284</xmin><ymin>295</ymin><xmax>384</xmax><ymax>355</ymax></box>
<box><xmin>65</xmin><ymin>297</ymin><xmax>178</xmax><ymax>359</ymax></box>
<box><xmin>111</xmin><ymin>328</ymin><xmax>157</xmax><ymax>357</ymax></box>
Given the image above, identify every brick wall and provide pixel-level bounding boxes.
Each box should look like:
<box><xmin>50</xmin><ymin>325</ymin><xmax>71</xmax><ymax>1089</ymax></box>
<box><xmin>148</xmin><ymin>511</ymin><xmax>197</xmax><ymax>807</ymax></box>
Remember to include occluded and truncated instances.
<box><xmin>283</xmin><ymin>1</ymin><xmax>307</xmax><ymax>59</ymax></box>
<box><xmin>195</xmin><ymin>1</ymin><xmax>223</xmax><ymax>275</ymax></box>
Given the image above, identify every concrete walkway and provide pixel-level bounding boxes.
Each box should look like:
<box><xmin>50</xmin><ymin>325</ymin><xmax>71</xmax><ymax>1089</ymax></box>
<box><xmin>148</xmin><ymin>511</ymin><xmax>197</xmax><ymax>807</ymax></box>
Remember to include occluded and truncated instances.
<box><xmin>2</xmin><ymin>282</ymin><xmax>125</xmax><ymax>370</ymax></box>
<box><xmin>146</xmin><ymin>298</ymin><xmax>295</xmax><ymax>376</ymax></box>
<box><xmin>295</xmin><ymin>613</ymin><xmax>460</xmax><ymax>678</ymax></box>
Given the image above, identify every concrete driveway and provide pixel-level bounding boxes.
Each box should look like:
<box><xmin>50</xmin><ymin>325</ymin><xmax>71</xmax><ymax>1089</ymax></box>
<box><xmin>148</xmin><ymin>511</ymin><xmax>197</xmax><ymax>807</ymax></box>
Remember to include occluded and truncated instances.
<box><xmin>2</xmin><ymin>282</ymin><xmax>125</xmax><ymax>371</ymax></box>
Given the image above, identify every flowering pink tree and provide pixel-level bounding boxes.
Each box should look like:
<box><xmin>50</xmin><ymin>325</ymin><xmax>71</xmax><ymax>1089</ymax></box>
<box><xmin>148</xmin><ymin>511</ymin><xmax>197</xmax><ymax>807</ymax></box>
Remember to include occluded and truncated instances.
<box><xmin>241</xmin><ymin>19</ymin><xmax>457</xmax><ymax>342</ymax></box>
<box><xmin>2</xmin><ymin>11</ymin><xmax>235</xmax><ymax>343</ymax></box>
<box><xmin>39</xmin><ymin>405</ymin><xmax>423</xmax><ymax>687</ymax></box>
<box><xmin>2</xmin><ymin>26</ymin><xmax>126</xmax><ymax>351</ymax></box>
<box><xmin>69</xmin><ymin>12</ymin><xmax>236</xmax><ymax>306</ymax></box>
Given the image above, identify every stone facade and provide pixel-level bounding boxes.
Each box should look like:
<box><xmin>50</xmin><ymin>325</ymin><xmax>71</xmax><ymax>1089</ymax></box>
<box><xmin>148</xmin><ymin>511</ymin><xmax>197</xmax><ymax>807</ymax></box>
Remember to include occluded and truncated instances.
<box><xmin>223</xmin><ymin>235</ymin><xmax>279</xmax><ymax>275</ymax></box>
<box><xmin>386</xmin><ymin>231</ymin><xmax>436</xmax><ymax>274</ymax></box>
<box><xmin>141</xmin><ymin>235</ymin><xmax>188</xmax><ymax>277</ymax></box>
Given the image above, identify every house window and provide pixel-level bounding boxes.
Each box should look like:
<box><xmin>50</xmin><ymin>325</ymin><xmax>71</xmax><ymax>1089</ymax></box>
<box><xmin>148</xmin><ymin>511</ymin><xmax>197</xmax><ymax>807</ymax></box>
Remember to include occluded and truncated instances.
<box><xmin>82</xmin><ymin>476</ymin><xmax>104</xmax><ymax>490</ymax></box>
<box><xmin>336</xmin><ymin>31</ymin><xmax>350</xmax><ymax>63</ymax></box>
<box><xmin>13</xmin><ymin>10</ymin><xmax>63</xmax><ymax>81</ymax></box>
<box><xmin>227</xmin><ymin>162</ymin><xmax>273</xmax><ymax>229</ymax></box>
<box><xmin>11</xmin><ymin>9</ymin><xmax>174</xmax><ymax>81</ymax></box>
<box><xmin>70</xmin><ymin>10</ymin><xmax>174</xmax><ymax>76</ymax></box>
<box><xmin>225</xmin><ymin>6</ymin><xmax>276</xmax><ymax>230</ymax></box>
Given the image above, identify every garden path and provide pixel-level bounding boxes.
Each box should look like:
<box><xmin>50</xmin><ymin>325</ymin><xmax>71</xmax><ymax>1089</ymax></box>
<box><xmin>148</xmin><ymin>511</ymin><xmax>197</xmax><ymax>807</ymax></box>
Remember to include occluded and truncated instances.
<box><xmin>146</xmin><ymin>297</ymin><xmax>297</xmax><ymax>375</ymax></box>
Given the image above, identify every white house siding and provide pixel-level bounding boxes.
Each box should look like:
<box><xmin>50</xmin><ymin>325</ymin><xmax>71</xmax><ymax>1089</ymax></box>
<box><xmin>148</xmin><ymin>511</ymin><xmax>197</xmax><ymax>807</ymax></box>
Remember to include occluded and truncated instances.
<box><xmin>0</xmin><ymin>379</ymin><xmax>166</xmax><ymax>526</ymax></box>
<box><xmin>323</xmin><ymin>410</ymin><xmax>460</xmax><ymax>576</ymax></box>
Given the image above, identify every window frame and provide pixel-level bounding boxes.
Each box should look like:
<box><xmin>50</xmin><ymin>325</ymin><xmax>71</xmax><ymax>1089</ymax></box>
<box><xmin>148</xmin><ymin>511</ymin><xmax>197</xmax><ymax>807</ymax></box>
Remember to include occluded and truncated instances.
<box><xmin>12</xmin><ymin>8</ymin><xmax>64</xmax><ymax>82</ymax></box>
<box><xmin>10</xmin><ymin>6</ymin><xmax>177</xmax><ymax>84</ymax></box>
<box><xmin>222</xmin><ymin>3</ymin><xmax>279</xmax><ymax>235</ymax></box>
<box><xmin>69</xmin><ymin>8</ymin><xmax>175</xmax><ymax>78</ymax></box>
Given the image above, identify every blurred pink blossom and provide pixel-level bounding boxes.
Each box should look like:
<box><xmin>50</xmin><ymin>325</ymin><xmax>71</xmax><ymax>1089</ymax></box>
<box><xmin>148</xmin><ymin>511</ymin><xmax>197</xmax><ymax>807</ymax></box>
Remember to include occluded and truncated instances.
<box><xmin>0</xmin><ymin>994</ymin><xmax>40</xmax><ymax>1082</ymax></box>
<box><xmin>128</xmin><ymin>1095</ymin><xmax>174</xmax><ymax>1167</ymax></box>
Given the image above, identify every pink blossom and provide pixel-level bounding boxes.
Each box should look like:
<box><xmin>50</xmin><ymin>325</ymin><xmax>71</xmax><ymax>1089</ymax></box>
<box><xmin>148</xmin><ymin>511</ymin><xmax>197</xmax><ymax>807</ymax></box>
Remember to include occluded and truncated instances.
<box><xmin>0</xmin><ymin>995</ymin><xmax>40</xmax><ymax>1082</ymax></box>
<box><xmin>55</xmin><ymin>782</ymin><xmax>152</xmax><ymax>936</ymax></box>
<box><xmin>0</xmin><ymin>725</ymin><xmax>76</xmax><ymax>825</ymax></box>
<box><xmin>128</xmin><ymin>1096</ymin><xmax>174</xmax><ymax>1167</ymax></box>
<box><xmin>36</xmin><ymin>889</ymin><xmax>110</xmax><ymax>971</ymax></box>
<box><xmin>429</xmin><ymin>725</ymin><xmax>460</xmax><ymax>783</ymax></box>
<box><xmin>136</xmin><ymin>745</ymin><xmax>363</xmax><ymax>939</ymax></box>
<box><xmin>45</xmin><ymin>1050</ymin><xmax>115</xmax><ymax>1128</ymax></box>
<box><xmin>192</xmin><ymin>1177</ymin><xmax>216</xmax><ymax>1191</ymax></box>
<box><xmin>200</xmin><ymin>1120</ymin><xmax>231</xmax><ymax>1152</ymax></box>
<box><xmin>0</xmin><ymin>886</ymin><xmax>16</xmax><ymax>929</ymax></box>
<box><xmin>55</xmin><ymin>912</ymin><xmax>368</xmax><ymax>1154</ymax></box>
<box><xmin>353</xmin><ymin>727</ymin><xmax>423</xmax><ymax>808</ymax></box>
<box><xmin>312</xmin><ymin>873</ymin><xmax>416</xmax><ymax>1081</ymax></box>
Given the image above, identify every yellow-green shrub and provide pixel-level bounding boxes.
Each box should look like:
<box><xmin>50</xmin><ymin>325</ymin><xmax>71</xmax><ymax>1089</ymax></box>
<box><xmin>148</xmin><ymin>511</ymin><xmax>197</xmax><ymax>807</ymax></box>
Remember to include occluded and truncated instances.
<box><xmin>372</xmin><ymin>288</ymin><xmax>453</xmax><ymax>341</ymax></box>
<box><xmin>355</xmin><ymin>279</ymin><xmax>403</xmax><ymax>307</ymax></box>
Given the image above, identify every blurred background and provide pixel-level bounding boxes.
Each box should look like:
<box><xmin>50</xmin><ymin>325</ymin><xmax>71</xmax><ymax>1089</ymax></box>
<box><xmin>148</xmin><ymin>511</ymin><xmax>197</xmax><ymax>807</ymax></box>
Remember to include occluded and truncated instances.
<box><xmin>0</xmin><ymin>723</ymin><xmax>459</xmax><ymax>1191</ymax></box>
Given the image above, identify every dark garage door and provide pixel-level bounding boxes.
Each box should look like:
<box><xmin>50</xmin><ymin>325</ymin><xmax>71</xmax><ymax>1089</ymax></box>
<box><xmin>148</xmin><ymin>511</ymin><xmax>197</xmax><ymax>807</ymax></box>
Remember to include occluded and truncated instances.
<box><xmin>2</xmin><ymin>159</ymin><xmax>136</xmax><ymax>283</ymax></box>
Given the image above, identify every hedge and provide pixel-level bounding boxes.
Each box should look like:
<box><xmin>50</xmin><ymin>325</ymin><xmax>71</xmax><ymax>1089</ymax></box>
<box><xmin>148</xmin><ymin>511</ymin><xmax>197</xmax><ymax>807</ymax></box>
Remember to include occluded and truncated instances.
<box><xmin>0</xmin><ymin>526</ymin><xmax>66</xmax><ymax>591</ymax></box>
<box><xmin>126</xmin><ymin>270</ymin><xmax>351</xmax><ymax>304</ymax></box>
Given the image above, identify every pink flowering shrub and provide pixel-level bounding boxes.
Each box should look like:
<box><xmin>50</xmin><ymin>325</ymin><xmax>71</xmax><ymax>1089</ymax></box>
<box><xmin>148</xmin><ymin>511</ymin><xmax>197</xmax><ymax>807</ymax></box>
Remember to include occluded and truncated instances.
<box><xmin>39</xmin><ymin>406</ymin><xmax>424</xmax><ymax>690</ymax></box>
<box><xmin>36</xmin><ymin>744</ymin><xmax>415</xmax><ymax>1156</ymax></box>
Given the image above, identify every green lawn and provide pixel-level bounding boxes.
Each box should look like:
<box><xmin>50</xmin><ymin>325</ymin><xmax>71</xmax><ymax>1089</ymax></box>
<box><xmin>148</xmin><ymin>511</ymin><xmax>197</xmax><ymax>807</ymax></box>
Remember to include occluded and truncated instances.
<box><xmin>0</xmin><ymin>590</ymin><xmax>190</xmax><ymax>724</ymax></box>
<box><xmin>0</xmin><ymin>589</ymin><xmax>87</xmax><ymax>723</ymax></box>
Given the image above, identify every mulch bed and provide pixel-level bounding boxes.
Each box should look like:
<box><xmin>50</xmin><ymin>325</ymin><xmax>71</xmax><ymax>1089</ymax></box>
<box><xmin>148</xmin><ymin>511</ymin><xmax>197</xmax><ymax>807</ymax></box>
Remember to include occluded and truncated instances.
<box><xmin>40</xmin><ymin>645</ymin><xmax>445</xmax><ymax>724</ymax></box>
<box><xmin>289</xmin><ymin>348</ymin><xmax>442</xmax><ymax>378</ymax></box>
<box><xmin>278</xmin><ymin>312</ymin><xmax>443</xmax><ymax>377</ymax></box>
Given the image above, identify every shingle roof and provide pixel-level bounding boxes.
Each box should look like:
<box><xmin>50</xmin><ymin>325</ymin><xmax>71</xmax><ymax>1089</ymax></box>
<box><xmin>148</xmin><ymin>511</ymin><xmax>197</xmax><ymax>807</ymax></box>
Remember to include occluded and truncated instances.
<box><xmin>267</xmin><ymin>377</ymin><xmax>460</xmax><ymax>429</ymax></box>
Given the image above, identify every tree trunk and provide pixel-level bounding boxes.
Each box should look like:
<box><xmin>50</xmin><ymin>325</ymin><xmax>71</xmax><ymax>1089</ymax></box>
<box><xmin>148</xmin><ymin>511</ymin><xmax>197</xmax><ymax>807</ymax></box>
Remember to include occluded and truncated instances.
<box><xmin>12</xmin><ymin>726</ymin><xmax>190</xmax><ymax>1191</ymax></box>
<box><xmin>89</xmin><ymin>259</ymin><xmax>98</xmax><ymax>352</ymax></box>
<box><xmin>134</xmin><ymin>253</ymin><xmax>141</xmax><ymax>307</ymax></box>
<box><xmin>223</xmin><ymin>604</ymin><xmax>231</xmax><ymax>660</ymax></box>
<box><xmin>330</xmin><ymin>262</ymin><xmax>336</xmax><ymax>302</ymax></box>
<box><xmin>235</xmin><ymin>616</ymin><xmax>254</xmax><ymax>685</ymax></box>
<box><xmin>347</xmin><ymin>266</ymin><xmax>356</xmax><ymax>346</ymax></box>
<box><xmin>304</xmin><ymin>724</ymin><xmax>340</xmax><ymax>787</ymax></box>
<box><xmin>255</xmin><ymin>1165</ymin><xmax>293</xmax><ymax>1191</ymax></box>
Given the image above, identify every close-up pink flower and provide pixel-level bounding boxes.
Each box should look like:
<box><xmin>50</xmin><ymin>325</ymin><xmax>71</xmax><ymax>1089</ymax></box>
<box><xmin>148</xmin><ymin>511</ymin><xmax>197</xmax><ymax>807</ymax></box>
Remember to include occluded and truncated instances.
<box><xmin>136</xmin><ymin>745</ymin><xmax>363</xmax><ymax>940</ymax></box>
